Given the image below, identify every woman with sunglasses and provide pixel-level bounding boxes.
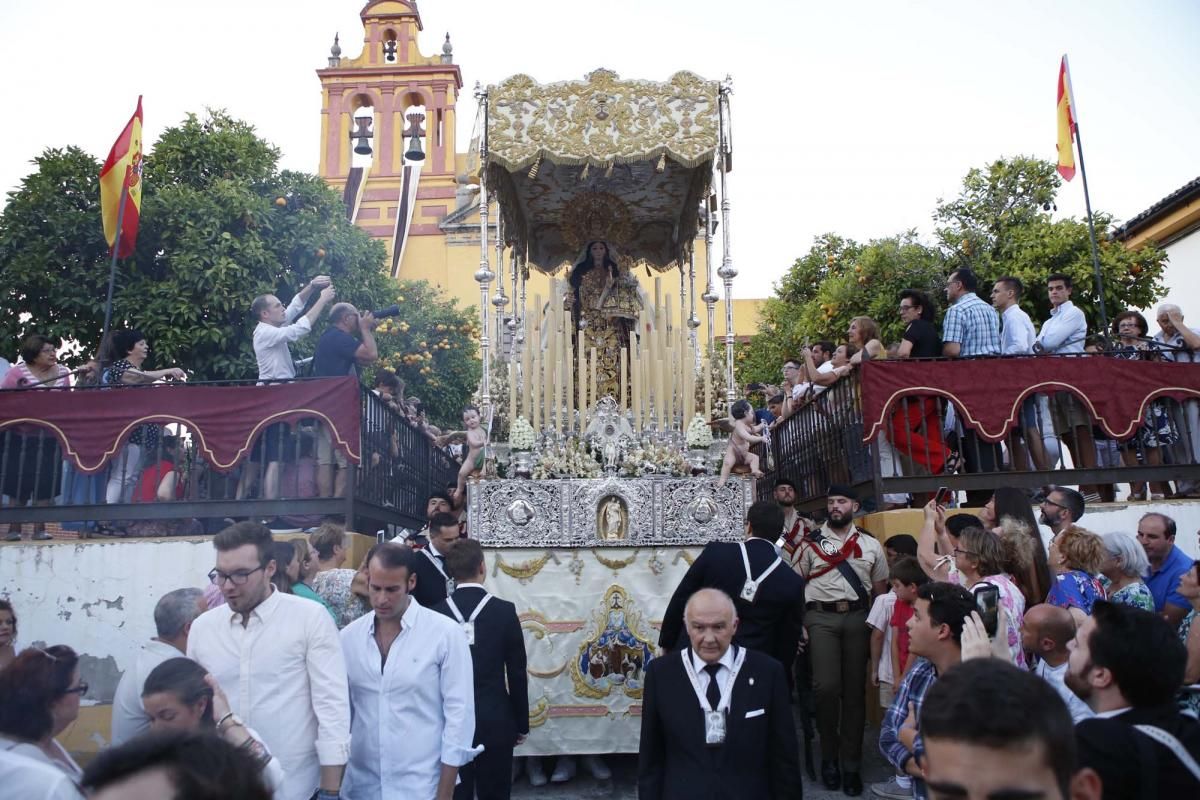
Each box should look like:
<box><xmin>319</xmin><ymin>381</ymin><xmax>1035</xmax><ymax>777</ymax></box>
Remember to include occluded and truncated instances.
<box><xmin>140</xmin><ymin>657</ymin><xmax>283</xmax><ymax>794</ymax></box>
<box><xmin>0</xmin><ymin>644</ymin><xmax>87</xmax><ymax>781</ymax></box>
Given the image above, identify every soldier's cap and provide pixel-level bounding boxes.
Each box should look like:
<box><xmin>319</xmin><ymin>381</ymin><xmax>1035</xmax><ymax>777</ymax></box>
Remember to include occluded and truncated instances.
<box><xmin>826</xmin><ymin>484</ymin><xmax>858</xmax><ymax>502</ymax></box>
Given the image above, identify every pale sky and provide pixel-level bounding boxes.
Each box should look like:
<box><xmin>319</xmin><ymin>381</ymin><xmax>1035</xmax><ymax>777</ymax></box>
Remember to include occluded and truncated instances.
<box><xmin>1</xmin><ymin>0</ymin><xmax>1198</xmax><ymax>299</ymax></box>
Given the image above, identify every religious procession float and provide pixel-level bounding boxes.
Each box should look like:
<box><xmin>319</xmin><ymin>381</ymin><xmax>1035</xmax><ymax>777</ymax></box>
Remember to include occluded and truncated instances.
<box><xmin>457</xmin><ymin>68</ymin><xmax>753</xmax><ymax>754</ymax></box>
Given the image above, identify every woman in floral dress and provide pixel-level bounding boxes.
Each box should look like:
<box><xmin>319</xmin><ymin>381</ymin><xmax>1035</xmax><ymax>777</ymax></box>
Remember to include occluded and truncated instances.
<box><xmin>1098</xmin><ymin>531</ymin><xmax>1155</xmax><ymax>611</ymax></box>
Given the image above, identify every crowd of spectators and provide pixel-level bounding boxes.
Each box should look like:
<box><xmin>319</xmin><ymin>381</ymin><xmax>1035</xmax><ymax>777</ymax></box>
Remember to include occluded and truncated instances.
<box><xmin>0</xmin><ymin>275</ymin><xmax>459</xmax><ymax>539</ymax></box>
<box><xmin>756</xmin><ymin>272</ymin><xmax>1200</xmax><ymax>508</ymax></box>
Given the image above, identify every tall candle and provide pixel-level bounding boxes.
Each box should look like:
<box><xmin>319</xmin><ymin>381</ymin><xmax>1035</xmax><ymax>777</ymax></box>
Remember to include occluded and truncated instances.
<box><xmin>657</xmin><ymin>359</ymin><xmax>666</xmax><ymax>429</ymax></box>
<box><xmin>508</xmin><ymin>357</ymin><xmax>517</xmax><ymax>426</ymax></box>
<box><xmin>521</xmin><ymin>314</ymin><xmax>532</xmax><ymax>420</ymax></box>
<box><xmin>578</xmin><ymin>329</ymin><xmax>587</xmax><ymax>417</ymax></box>
<box><xmin>624</xmin><ymin>347</ymin><xmax>633</xmax><ymax>417</ymax></box>
<box><xmin>531</xmin><ymin>324</ymin><xmax>542</xmax><ymax>432</ymax></box>
<box><xmin>566</xmin><ymin>324</ymin><xmax>575</xmax><ymax>431</ymax></box>
<box><xmin>704</xmin><ymin>347</ymin><xmax>712</xmax><ymax>421</ymax></box>
<box><xmin>590</xmin><ymin>347</ymin><xmax>598</xmax><ymax>410</ymax></box>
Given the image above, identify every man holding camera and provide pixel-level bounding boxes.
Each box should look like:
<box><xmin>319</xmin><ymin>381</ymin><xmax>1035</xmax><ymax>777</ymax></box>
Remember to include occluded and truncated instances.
<box><xmin>313</xmin><ymin>303</ymin><xmax>379</xmax><ymax>497</ymax></box>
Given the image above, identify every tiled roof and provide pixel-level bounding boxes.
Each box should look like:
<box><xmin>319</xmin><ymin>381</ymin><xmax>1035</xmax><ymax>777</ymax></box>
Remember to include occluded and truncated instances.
<box><xmin>1114</xmin><ymin>176</ymin><xmax>1200</xmax><ymax>240</ymax></box>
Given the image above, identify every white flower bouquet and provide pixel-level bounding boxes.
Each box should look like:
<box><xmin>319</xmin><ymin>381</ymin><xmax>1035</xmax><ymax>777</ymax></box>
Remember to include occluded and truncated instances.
<box><xmin>685</xmin><ymin>414</ymin><xmax>714</xmax><ymax>449</ymax></box>
<box><xmin>509</xmin><ymin>416</ymin><xmax>536</xmax><ymax>451</ymax></box>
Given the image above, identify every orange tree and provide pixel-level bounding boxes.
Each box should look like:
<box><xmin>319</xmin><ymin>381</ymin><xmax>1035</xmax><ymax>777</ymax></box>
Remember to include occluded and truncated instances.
<box><xmin>371</xmin><ymin>280</ymin><xmax>480</xmax><ymax>428</ymax></box>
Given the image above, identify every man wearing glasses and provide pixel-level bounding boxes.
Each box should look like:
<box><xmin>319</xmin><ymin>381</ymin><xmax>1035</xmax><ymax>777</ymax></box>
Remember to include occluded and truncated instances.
<box><xmin>188</xmin><ymin>522</ymin><xmax>350</xmax><ymax>800</ymax></box>
<box><xmin>1038</xmin><ymin>486</ymin><xmax>1085</xmax><ymax>539</ymax></box>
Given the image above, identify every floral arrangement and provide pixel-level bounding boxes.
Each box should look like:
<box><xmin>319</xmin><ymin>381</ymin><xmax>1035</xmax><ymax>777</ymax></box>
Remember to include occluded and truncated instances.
<box><xmin>532</xmin><ymin>440</ymin><xmax>602</xmax><ymax>479</ymax></box>
<box><xmin>685</xmin><ymin>414</ymin><xmax>713</xmax><ymax>449</ymax></box>
<box><xmin>621</xmin><ymin>441</ymin><xmax>690</xmax><ymax>478</ymax></box>
<box><xmin>509</xmin><ymin>416</ymin><xmax>536</xmax><ymax>451</ymax></box>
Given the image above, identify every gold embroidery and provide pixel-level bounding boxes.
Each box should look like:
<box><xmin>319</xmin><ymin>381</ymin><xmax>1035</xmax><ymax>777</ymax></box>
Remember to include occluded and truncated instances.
<box><xmin>592</xmin><ymin>549</ymin><xmax>637</xmax><ymax>572</ymax></box>
<box><xmin>494</xmin><ymin>551</ymin><xmax>555</xmax><ymax>583</ymax></box>
<box><xmin>569</xmin><ymin>585</ymin><xmax>656</xmax><ymax>700</ymax></box>
<box><xmin>528</xmin><ymin>696</ymin><xmax>550</xmax><ymax>728</ymax></box>
<box><xmin>527</xmin><ymin>661</ymin><xmax>569</xmax><ymax>680</ymax></box>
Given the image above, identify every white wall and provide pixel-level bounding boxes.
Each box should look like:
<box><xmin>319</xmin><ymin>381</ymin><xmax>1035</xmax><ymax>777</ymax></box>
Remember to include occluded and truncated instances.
<box><xmin>1141</xmin><ymin>229</ymin><xmax>1200</xmax><ymax>320</ymax></box>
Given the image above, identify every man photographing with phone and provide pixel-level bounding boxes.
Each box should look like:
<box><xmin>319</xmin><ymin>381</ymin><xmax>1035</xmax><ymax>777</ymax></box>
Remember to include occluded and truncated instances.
<box><xmin>876</xmin><ymin>582</ymin><xmax>975</xmax><ymax>800</ymax></box>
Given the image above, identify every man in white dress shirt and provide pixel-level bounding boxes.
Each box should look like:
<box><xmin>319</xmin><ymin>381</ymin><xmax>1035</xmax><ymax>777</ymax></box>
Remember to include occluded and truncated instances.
<box><xmin>991</xmin><ymin>275</ymin><xmax>1052</xmax><ymax>471</ymax></box>
<box><xmin>1020</xmin><ymin>604</ymin><xmax>1092</xmax><ymax>723</ymax></box>
<box><xmin>341</xmin><ymin>542</ymin><xmax>478</xmax><ymax>800</ymax></box>
<box><xmin>111</xmin><ymin>587</ymin><xmax>206</xmax><ymax>744</ymax></box>
<box><xmin>249</xmin><ymin>275</ymin><xmax>336</xmax><ymax>499</ymax></box>
<box><xmin>187</xmin><ymin>522</ymin><xmax>351</xmax><ymax>800</ymax></box>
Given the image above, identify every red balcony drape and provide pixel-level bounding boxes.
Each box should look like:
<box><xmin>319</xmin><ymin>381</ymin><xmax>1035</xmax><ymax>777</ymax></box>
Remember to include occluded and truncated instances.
<box><xmin>0</xmin><ymin>377</ymin><xmax>362</xmax><ymax>473</ymax></box>
<box><xmin>860</xmin><ymin>357</ymin><xmax>1200</xmax><ymax>444</ymax></box>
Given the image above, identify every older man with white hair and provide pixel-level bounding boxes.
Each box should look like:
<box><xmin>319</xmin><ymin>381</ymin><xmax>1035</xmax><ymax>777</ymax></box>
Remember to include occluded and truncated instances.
<box><xmin>1155</xmin><ymin>304</ymin><xmax>1200</xmax><ymax>495</ymax></box>
<box><xmin>638</xmin><ymin>588</ymin><xmax>802</xmax><ymax>800</ymax></box>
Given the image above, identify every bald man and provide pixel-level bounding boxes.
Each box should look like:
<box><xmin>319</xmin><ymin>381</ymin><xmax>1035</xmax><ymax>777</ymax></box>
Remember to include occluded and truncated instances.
<box><xmin>638</xmin><ymin>589</ymin><xmax>802</xmax><ymax>800</ymax></box>
<box><xmin>1021</xmin><ymin>604</ymin><xmax>1093</xmax><ymax>722</ymax></box>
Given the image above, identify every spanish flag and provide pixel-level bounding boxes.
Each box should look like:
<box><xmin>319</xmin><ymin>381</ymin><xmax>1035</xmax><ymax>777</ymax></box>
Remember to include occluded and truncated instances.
<box><xmin>99</xmin><ymin>97</ymin><xmax>144</xmax><ymax>258</ymax></box>
<box><xmin>1056</xmin><ymin>56</ymin><xmax>1076</xmax><ymax>182</ymax></box>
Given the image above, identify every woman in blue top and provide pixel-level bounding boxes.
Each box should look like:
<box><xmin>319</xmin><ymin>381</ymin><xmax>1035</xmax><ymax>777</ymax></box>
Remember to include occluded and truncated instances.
<box><xmin>1047</xmin><ymin>526</ymin><xmax>1107</xmax><ymax>622</ymax></box>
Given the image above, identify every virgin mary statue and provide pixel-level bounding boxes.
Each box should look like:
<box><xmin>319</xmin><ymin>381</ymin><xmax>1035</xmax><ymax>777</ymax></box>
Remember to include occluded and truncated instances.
<box><xmin>566</xmin><ymin>240</ymin><xmax>644</xmax><ymax>400</ymax></box>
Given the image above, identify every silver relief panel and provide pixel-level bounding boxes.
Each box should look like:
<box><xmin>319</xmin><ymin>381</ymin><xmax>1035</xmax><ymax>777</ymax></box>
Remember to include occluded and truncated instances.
<box><xmin>468</xmin><ymin>476</ymin><xmax>750</xmax><ymax>547</ymax></box>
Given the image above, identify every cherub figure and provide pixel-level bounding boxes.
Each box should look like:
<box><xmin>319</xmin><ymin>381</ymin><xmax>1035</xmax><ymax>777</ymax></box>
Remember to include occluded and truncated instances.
<box><xmin>449</xmin><ymin>405</ymin><xmax>487</xmax><ymax>506</ymax></box>
<box><xmin>717</xmin><ymin>399</ymin><xmax>765</xmax><ymax>486</ymax></box>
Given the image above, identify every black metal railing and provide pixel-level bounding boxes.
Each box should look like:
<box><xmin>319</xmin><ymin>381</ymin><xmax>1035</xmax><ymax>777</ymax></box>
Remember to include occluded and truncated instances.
<box><xmin>763</xmin><ymin>361</ymin><xmax>1200</xmax><ymax>511</ymax></box>
<box><xmin>0</xmin><ymin>381</ymin><xmax>459</xmax><ymax>536</ymax></box>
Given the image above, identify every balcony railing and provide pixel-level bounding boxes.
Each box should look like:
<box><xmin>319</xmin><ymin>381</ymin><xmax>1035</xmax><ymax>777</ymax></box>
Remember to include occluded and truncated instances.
<box><xmin>763</xmin><ymin>355</ymin><xmax>1200</xmax><ymax>510</ymax></box>
<box><xmin>0</xmin><ymin>377</ymin><xmax>460</xmax><ymax>535</ymax></box>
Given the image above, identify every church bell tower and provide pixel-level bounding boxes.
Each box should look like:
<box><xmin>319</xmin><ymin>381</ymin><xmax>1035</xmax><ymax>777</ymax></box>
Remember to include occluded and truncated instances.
<box><xmin>316</xmin><ymin>0</ymin><xmax>463</xmax><ymax>277</ymax></box>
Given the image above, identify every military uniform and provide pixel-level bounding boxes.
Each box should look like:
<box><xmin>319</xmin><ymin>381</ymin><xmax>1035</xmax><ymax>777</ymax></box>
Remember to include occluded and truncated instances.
<box><xmin>795</xmin><ymin>522</ymin><xmax>888</xmax><ymax>777</ymax></box>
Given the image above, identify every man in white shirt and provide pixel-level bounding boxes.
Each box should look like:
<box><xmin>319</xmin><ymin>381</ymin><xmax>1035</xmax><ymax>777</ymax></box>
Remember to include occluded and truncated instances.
<box><xmin>0</xmin><ymin>747</ymin><xmax>84</xmax><ymax>800</ymax></box>
<box><xmin>341</xmin><ymin>542</ymin><xmax>478</xmax><ymax>800</ymax></box>
<box><xmin>111</xmin><ymin>587</ymin><xmax>206</xmax><ymax>744</ymax></box>
<box><xmin>1020</xmin><ymin>604</ymin><xmax>1092</xmax><ymax>723</ymax></box>
<box><xmin>1155</xmin><ymin>304</ymin><xmax>1200</xmax><ymax>495</ymax></box>
<box><xmin>188</xmin><ymin>522</ymin><xmax>351</xmax><ymax>800</ymax></box>
<box><xmin>249</xmin><ymin>275</ymin><xmax>336</xmax><ymax>500</ymax></box>
<box><xmin>991</xmin><ymin>275</ymin><xmax>1052</xmax><ymax>471</ymax></box>
<box><xmin>1035</xmin><ymin>273</ymin><xmax>1098</xmax><ymax>492</ymax></box>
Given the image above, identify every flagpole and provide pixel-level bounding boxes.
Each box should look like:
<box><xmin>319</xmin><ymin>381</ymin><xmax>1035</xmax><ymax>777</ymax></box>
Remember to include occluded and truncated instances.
<box><xmin>1061</xmin><ymin>55</ymin><xmax>1109</xmax><ymax>341</ymax></box>
<box><xmin>100</xmin><ymin>170</ymin><xmax>130</xmax><ymax>363</ymax></box>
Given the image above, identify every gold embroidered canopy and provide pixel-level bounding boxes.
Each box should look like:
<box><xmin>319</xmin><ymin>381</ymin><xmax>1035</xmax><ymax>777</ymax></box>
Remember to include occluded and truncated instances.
<box><xmin>485</xmin><ymin>69</ymin><xmax>721</xmax><ymax>274</ymax></box>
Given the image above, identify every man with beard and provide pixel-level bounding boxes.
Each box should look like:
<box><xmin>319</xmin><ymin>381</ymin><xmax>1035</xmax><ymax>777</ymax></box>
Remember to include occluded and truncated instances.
<box><xmin>1067</xmin><ymin>601</ymin><xmax>1200</xmax><ymax>797</ymax></box>
<box><xmin>794</xmin><ymin>485</ymin><xmax>889</xmax><ymax>796</ymax></box>
<box><xmin>403</xmin><ymin>492</ymin><xmax>456</xmax><ymax>548</ymax></box>
<box><xmin>1039</xmin><ymin>486</ymin><xmax>1085</xmax><ymax>538</ymax></box>
<box><xmin>188</xmin><ymin>522</ymin><xmax>350</xmax><ymax>800</ymax></box>
<box><xmin>1154</xmin><ymin>304</ymin><xmax>1200</xmax><ymax>495</ymax></box>
<box><xmin>773</xmin><ymin>478</ymin><xmax>809</xmax><ymax>564</ymax></box>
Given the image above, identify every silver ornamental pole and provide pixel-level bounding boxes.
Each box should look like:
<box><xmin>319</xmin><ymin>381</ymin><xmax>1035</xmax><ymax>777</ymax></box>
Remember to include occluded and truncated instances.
<box><xmin>717</xmin><ymin>78</ymin><xmax>737</xmax><ymax>405</ymax></box>
<box><xmin>702</xmin><ymin>202</ymin><xmax>717</xmax><ymax>379</ymax></box>
<box><xmin>474</xmin><ymin>84</ymin><xmax>494</xmax><ymax>423</ymax></box>
<box><xmin>507</xmin><ymin>246</ymin><xmax>520</xmax><ymax>360</ymax></box>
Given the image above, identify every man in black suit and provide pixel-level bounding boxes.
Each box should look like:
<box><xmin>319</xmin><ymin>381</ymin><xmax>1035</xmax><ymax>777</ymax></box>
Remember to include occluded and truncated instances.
<box><xmin>1067</xmin><ymin>600</ymin><xmax>1200</xmax><ymax>797</ymax></box>
<box><xmin>411</xmin><ymin>511</ymin><xmax>462</xmax><ymax>609</ymax></box>
<box><xmin>433</xmin><ymin>539</ymin><xmax>529</xmax><ymax>800</ymax></box>
<box><xmin>638</xmin><ymin>588</ymin><xmax>802</xmax><ymax>800</ymax></box>
<box><xmin>659</xmin><ymin>499</ymin><xmax>806</xmax><ymax>688</ymax></box>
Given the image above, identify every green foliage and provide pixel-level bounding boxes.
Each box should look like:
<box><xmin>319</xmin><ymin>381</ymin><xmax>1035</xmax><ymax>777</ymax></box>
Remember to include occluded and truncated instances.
<box><xmin>738</xmin><ymin>232</ymin><xmax>946</xmax><ymax>385</ymax></box>
<box><xmin>0</xmin><ymin>110</ymin><xmax>481</xmax><ymax>419</ymax></box>
<box><xmin>372</xmin><ymin>280</ymin><xmax>480</xmax><ymax>429</ymax></box>
<box><xmin>0</xmin><ymin>147</ymin><xmax>110</xmax><ymax>361</ymax></box>
<box><xmin>934</xmin><ymin>156</ymin><xmax>1167</xmax><ymax>331</ymax></box>
<box><xmin>739</xmin><ymin>155</ymin><xmax>1168</xmax><ymax>384</ymax></box>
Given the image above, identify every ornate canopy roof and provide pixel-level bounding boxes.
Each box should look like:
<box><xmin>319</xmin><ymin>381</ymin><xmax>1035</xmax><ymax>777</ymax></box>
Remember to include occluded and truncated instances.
<box><xmin>485</xmin><ymin>69</ymin><xmax>722</xmax><ymax>274</ymax></box>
